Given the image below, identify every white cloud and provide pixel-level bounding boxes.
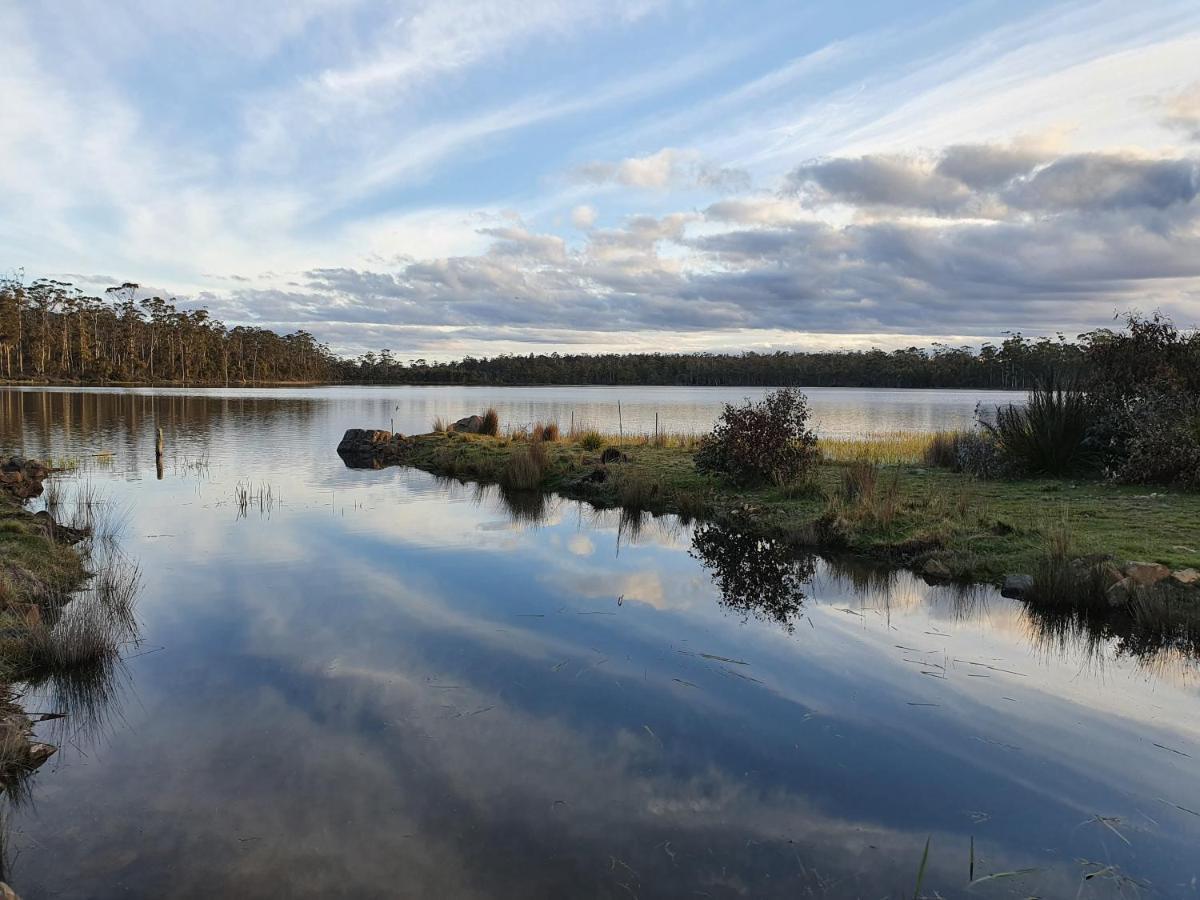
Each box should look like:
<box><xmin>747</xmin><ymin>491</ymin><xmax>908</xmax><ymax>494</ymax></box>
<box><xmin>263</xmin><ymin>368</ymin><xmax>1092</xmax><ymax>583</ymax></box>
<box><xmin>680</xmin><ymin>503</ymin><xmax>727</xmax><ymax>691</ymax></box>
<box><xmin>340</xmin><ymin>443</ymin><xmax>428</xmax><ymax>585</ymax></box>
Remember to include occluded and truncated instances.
<box><xmin>570</xmin><ymin>204</ymin><xmax>598</xmax><ymax>229</ymax></box>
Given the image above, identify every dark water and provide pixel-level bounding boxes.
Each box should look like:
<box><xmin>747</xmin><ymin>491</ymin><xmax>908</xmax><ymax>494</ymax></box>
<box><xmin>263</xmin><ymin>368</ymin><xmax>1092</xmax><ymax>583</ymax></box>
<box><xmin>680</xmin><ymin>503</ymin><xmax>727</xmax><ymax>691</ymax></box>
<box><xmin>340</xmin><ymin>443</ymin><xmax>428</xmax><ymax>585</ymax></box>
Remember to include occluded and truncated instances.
<box><xmin>2</xmin><ymin>387</ymin><xmax>1198</xmax><ymax>899</ymax></box>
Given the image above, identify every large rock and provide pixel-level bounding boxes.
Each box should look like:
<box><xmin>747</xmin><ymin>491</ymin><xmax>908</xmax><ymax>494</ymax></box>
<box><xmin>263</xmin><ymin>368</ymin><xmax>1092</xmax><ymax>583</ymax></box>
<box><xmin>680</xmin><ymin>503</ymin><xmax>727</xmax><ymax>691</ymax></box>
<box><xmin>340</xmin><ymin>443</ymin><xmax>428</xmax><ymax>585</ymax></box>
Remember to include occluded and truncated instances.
<box><xmin>0</xmin><ymin>456</ymin><xmax>50</xmax><ymax>499</ymax></box>
<box><xmin>1172</xmin><ymin>568</ymin><xmax>1200</xmax><ymax>586</ymax></box>
<box><xmin>336</xmin><ymin>429</ymin><xmax>393</xmax><ymax>467</ymax></box>
<box><xmin>451</xmin><ymin>415</ymin><xmax>484</xmax><ymax>434</ymax></box>
<box><xmin>1124</xmin><ymin>561</ymin><xmax>1171</xmax><ymax>586</ymax></box>
<box><xmin>1001</xmin><ymin>574</ymin><xmax>1034</xmax><ymax>598</ymax></box>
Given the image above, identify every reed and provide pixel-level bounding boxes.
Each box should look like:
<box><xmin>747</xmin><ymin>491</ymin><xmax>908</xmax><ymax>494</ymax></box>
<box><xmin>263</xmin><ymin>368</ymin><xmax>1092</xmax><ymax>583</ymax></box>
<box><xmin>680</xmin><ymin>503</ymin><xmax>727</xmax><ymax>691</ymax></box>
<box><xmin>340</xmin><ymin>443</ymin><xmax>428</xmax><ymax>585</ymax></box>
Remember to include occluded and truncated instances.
<box><xmin>818</xmin><ymin>431</ymin><xmax>941</xmax><ymax>465</ymax></box>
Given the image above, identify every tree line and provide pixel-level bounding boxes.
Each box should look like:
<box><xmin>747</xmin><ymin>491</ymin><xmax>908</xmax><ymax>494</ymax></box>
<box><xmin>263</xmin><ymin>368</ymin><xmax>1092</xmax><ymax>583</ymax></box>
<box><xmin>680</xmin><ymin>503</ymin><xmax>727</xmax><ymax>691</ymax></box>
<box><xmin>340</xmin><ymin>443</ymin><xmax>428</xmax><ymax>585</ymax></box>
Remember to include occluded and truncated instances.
<box><xmin>4</xmin><ymin>273</ymin><xmax>1190</xmax><ymax>389</ymax></box>
<box><xmin>337</xmin><ymin>336</ymin><xmax>1099</xmax><ymax>389</ymax></box>
<box><xmin>1</xmin><ymin>276</ymin><xmax>335</xmax><ymax>384</ymax></box>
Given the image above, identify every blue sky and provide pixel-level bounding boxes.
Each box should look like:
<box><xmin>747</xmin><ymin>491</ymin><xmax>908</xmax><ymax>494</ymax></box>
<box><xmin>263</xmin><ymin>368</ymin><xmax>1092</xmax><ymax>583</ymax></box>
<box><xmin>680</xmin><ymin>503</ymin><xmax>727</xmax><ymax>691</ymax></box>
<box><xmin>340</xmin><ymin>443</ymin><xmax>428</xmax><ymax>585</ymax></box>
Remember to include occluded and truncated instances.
<box><xmin>3</xmin><ymin>0</ymin><xmax>1199</xmax><ymax>358</ymax></box>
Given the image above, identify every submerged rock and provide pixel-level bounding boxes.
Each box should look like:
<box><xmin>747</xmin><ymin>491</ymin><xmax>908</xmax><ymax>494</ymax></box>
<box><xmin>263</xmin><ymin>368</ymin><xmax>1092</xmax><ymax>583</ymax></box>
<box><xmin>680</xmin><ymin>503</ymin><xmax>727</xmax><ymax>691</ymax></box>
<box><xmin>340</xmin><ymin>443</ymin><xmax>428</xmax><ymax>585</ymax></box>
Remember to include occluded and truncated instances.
<box><xmin>0</xmin><ymin>456</ymin><xmax>51</xmax><ymax>499</ymax></box>
<box><xmin>1001</xmin><ymin>574</ymin><xmax>1034</xmax><ymax>598</ymax></box>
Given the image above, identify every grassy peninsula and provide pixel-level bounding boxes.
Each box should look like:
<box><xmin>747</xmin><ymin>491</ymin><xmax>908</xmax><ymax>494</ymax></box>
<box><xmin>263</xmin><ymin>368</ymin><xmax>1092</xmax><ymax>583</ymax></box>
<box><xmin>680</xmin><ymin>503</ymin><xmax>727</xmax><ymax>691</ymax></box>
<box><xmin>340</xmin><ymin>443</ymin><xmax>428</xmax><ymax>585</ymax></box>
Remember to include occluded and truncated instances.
<box><xmin>345</xmin><ymin>427</ymin><xmax>1200</xmax><ymax>583</ymax></box>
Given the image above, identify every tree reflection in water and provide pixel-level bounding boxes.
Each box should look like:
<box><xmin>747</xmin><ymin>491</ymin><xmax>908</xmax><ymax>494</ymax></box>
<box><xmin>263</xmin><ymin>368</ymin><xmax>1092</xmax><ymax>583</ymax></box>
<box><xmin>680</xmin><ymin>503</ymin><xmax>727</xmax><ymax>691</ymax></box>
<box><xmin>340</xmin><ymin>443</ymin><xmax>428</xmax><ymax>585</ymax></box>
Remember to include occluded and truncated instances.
<box><xmin>689</xmin><ymin>520</ymin><xmax>816</xmax><ymax>632</ymax></box>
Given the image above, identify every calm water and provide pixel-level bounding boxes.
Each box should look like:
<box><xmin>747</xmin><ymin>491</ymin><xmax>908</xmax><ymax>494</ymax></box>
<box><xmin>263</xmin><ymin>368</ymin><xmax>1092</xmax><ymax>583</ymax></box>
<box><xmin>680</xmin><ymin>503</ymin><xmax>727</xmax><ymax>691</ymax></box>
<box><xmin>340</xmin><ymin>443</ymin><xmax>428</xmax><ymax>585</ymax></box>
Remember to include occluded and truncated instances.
<box><xmin>2</xmin><ymin>386</ymin><xmax>1197</xmax><ymax>899</ymax></box>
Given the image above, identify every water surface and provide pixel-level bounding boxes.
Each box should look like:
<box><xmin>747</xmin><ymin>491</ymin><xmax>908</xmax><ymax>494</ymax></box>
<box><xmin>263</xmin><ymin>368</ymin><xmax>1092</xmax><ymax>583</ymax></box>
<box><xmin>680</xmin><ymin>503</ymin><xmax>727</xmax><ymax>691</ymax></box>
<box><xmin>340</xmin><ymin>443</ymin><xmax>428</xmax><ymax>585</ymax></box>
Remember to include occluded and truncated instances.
<box><xmin>1</xmin><ymin>386</ymin><xmax>1197</xmax><ymax>899</ymax></box>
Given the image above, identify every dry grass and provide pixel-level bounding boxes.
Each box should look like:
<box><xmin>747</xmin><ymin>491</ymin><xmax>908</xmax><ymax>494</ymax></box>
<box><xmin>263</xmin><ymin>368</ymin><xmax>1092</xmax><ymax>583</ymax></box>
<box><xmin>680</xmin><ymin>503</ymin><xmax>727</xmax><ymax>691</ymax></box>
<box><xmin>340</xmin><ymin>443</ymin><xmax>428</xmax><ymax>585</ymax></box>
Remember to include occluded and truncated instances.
<box><xmin>481</xmin><ymin>408</ymin><xmax>500</xmax><ymax>437</ymax></box>
<box><xmin>531</xmin><ymin>421</ymin><xmax>560</xmax><ymax>442</ymax></box>
<box><xmin>431</xmin><ymin>415</ymin><xmax>449</xmax><ymax>434</ymax></box>
<box><xmin>818</xmin><ymin>431</ymin><xmax>941</xmax><ymax>465</ymax></box>
<box><xmin>572</xmin><ymin>429</ymin><xmax>605</xmax><ymax>451</ymax></box>
<box><xmin>922</xmin><ymin>430</ymin><xmax>969</xmax><ymax>469</ymax></box>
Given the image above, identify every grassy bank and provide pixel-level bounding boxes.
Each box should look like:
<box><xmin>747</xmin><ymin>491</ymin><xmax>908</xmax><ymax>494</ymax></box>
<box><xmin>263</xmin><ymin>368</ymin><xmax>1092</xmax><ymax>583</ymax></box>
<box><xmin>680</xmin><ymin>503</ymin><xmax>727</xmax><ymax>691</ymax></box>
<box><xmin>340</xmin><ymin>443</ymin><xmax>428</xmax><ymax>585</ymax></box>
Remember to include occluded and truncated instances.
<box><xmin>374</xmin><ymin>430</ymin><xmax>1200</xmax><ymax>582</ymax></box>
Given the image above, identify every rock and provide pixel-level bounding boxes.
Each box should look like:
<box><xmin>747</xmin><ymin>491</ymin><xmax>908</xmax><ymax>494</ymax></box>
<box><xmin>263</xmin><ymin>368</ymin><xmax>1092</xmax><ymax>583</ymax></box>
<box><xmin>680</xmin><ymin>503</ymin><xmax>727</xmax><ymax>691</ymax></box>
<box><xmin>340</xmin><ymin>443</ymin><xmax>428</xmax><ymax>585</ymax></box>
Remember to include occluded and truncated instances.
<box><xmin>600</xmin><ymin>447</ymin><xmax>623</xmax><ymax>465</ymax></box>
<box><xmin>1124</xmin><ymin>561</ymin><xmax>1171</xmax><ymax>586</ymax></box>
<box><xmin>1171</xmin><ymin>568</ymin><xmax>1200</xmax><ymax>586</ymax></box>
<box><xmin>451</xmin><ymin>415</ymin><xmax>484</xmax><ymax>434</ymax></box>
<box><xmin>1001</xmin><ymin>574</ymin><xmax>1034</xmax><ymax>598</ymax></box>
<box><xmin>923</xmin><ymin>558</ymin><xmax>952</xmax><ymax>580</ymax></box>
<box><xmin>0</xmin><ymin>879</ymin><xmax>20</xmax><ymax>899</ymax></box>
<box><xmin>26</xmin><ymin>743</ymin><xmax>56</xmax><ymax>769</ymax></box>
<box><xmin>336</xmin><ymin>429</ymin><xmax>393</xmax><ymax>468</ymax></box>
<box><xmin>1107</xmin><ymin>576</ymin><xmax>1137</xmax><ymax>607</ymax></box>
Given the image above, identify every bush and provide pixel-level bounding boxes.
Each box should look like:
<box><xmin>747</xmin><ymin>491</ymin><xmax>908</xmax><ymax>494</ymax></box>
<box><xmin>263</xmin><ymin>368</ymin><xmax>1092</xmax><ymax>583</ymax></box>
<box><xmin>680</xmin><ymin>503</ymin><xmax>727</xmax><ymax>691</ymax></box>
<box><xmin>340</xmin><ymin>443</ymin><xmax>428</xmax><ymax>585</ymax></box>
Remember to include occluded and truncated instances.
<box><xmin>982</xmin><ymin>377</ymin><xmax>1096</xmax><ymax>476</ymax></box>
<box><xmin>481</xmin><ymin>408</ymin><xmax>500</xmax><ymax>437</ymax></box>
<box><xmin>695</xmin><ymin>388</ymin><xmax>819</xmax><ymax>487</ymax></box>
<box><xmin>1106</xmin><ymin>392</ymin><xmax>1200</xmax><ymax>489</ymax></box>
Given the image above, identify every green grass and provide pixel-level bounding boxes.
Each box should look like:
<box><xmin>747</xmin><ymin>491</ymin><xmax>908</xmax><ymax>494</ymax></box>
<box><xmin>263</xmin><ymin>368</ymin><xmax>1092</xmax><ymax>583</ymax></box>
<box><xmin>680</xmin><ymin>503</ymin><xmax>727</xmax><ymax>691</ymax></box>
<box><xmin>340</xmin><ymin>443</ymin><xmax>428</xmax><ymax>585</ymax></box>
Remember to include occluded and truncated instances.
<box><xmin>386</xmin><ymin>431</ymin><xmax>1200</xmax><ymax>582</ymax></box>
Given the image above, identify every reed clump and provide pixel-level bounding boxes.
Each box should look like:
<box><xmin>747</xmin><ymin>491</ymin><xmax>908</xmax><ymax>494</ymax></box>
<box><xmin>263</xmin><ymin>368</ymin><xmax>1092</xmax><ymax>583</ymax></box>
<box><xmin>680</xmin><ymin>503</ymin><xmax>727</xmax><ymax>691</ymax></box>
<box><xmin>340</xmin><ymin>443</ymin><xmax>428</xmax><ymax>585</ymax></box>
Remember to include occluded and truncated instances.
<box><xmin>481</xmin><ymin>408</ymin><xmax>500</xmax><ymax>437</ymax></box>
<box><xmin>500</xmin><ymin>442</ymin><xmax>547</xmax><ymax>491</ymax></box>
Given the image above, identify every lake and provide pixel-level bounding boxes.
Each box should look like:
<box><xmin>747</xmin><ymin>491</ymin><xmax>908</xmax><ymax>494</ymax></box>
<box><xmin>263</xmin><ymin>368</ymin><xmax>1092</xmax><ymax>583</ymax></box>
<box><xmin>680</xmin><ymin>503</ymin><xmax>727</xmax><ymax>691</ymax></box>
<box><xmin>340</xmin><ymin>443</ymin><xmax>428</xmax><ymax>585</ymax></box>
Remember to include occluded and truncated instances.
<box><xmin>1</xmin><ymin>385</ymin><xmax>1197</xmax><ymax>899</ymax></box>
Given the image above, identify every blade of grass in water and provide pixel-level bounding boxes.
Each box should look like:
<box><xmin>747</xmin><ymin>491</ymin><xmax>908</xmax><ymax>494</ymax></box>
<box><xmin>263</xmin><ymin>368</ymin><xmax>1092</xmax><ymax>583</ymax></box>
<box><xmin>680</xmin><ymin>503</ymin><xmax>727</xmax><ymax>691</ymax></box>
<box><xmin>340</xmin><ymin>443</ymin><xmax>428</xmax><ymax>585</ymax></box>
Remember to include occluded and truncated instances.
<box><xmin>913</xmin><ymin>836</ymin><xmax>930</xmax><ymax>900</ymax></box>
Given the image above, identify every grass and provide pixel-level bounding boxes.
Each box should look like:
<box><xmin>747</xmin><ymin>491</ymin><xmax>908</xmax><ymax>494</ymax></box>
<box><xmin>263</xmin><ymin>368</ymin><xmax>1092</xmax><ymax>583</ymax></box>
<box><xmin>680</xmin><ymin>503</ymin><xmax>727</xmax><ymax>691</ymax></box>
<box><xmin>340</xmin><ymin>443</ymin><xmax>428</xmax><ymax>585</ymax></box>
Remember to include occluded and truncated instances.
<box><xmin>481</xmin><ymin>408</ymin><xmax>500</xmax><ymax>437</ymax></box>
<box><xmin>818</xmin><ymin>432</ymin><xmax>946</xmax><ymax>465</ymax></box>
<box><xmin>375</xmin><ymin>428</ymin><xmax>1200</xmax><ymax>583</ymax></box>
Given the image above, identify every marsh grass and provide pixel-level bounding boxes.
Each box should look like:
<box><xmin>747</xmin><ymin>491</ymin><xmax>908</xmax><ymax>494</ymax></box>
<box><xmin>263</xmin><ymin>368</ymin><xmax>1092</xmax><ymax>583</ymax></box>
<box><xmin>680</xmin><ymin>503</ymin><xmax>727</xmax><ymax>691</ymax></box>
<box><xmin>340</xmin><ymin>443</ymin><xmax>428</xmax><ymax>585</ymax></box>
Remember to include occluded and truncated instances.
<box><xmin>819</xmin><ymin>432</ymin><xmax>939</xmax><ymax>465</ymax></box>
<box><xmin>572</xmin><ymin>429</ymin><xmax>605</xmax><ymax>451</ymax></box>
<box><xmin>921</xmin><ymin>430</ymin><xmax>968</xmax><ymax>470</ymax></box>
<box><xmin>234</xmin><ymin>481</ymin><xmax>275</xmax><ymax>518</ymax></box>
<box><xmin>614</xmin><ymin>470</ymin><xmax>660</xmax><ymax>512</ymax></box>
<box><xmin>431</xmin><ymin>415</ymin><xmax>450</xmax><ymax>434</ymax></box>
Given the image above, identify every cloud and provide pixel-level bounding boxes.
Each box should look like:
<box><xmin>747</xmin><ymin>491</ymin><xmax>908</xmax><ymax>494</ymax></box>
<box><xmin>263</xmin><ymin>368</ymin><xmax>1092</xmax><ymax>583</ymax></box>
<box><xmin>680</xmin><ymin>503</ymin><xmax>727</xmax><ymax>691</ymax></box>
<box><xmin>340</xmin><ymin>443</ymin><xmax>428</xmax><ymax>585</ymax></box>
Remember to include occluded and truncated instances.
<box><xmin>1159</xmin><ymin>81</ymin><xmax>1200</xmax><ymax>141</ymax></box>
<box><xmin>570</xmin><ymin>204</ymin><xmax>598</xmax><ymax>230</ymax></box>
<box><xmin>575</xmin><ymin>148</ymin><xmax>750</xmax><ymax>192</ymax></box>
<box><xmin>786</xmin><ymin>146</ymin><xmax>1199</xmax><ymax>217</ymax></box>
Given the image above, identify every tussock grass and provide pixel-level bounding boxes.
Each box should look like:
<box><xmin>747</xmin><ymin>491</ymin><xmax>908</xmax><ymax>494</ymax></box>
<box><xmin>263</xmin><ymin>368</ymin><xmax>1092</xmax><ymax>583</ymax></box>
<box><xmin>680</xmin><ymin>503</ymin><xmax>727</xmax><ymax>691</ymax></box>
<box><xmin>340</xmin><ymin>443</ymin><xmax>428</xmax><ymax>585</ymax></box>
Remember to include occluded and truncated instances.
<box><xmin>985</xmin><ymin>378</ymin><xmax>1096</xmax><ymax>476</ymax></box>
<box><xmin>431</xmin><ymin>415</ymin><xmax>450</xmax><ymax>434</ymax></box>
<box><xmin>572</xmin><ymin>429</ymin><xmax>605</xmax><ymax>451</ymax></box>
<box><xmin>480</xmin><ymin>408</ymin><xmax>500</xmax><ymax>437</ymax></box>
<box><xmin>500</xmin><ymin>444</ymin><xmax>546</xmax><ymax>491</ymax></box>
<box><xmin>922</xmin><ymin>430</ymin><xmax>969</xmax><ymax>469</ymax></box>
<box><xmin>614</xmin><ymin>470</ymin><xmax>660</xmax><ymax>511</ymax></box>
<box><xmin>531</xmin><ymin>421</ymin><xmax>560</xmax><ymax>442</ymax></box>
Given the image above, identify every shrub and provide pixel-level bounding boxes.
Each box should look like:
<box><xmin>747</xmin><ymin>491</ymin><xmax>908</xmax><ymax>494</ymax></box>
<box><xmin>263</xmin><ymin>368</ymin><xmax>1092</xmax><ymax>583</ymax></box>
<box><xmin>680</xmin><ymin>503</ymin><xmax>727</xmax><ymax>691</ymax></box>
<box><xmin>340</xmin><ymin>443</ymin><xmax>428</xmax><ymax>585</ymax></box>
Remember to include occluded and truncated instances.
<box><xmin>982</xmin><ymin>377</ymin><xmax>1096</xmax><ymax>477</ymax></box>
<box><xmin>955</xmin><ymin>429</ymin><xmax>1004</xmax><ymax>478</ymax></box>
<box><xmin>1106</xmin><ymin>392</ymin><xmax>1200</xmax><ymax>489</ymax></box>
<box><xmin>695</xmin><ymin>388</ymin><xmax>819</xmax><ymax>486</ymax></box>
<box><xmin>481</xmin><ymin>408</ymin><xmax>500</xmax><ymax>437</ymax></box>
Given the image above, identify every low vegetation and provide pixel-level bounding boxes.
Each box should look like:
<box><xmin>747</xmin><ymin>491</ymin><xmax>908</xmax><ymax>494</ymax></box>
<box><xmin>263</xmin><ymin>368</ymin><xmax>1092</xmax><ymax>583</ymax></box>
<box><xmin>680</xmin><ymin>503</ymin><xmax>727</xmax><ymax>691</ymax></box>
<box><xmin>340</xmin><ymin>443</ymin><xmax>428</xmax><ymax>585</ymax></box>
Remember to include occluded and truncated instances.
<box><xmin>695</xmin><ymin>387</ymin><xmax>818</xmax><ymax>487</ymax></box>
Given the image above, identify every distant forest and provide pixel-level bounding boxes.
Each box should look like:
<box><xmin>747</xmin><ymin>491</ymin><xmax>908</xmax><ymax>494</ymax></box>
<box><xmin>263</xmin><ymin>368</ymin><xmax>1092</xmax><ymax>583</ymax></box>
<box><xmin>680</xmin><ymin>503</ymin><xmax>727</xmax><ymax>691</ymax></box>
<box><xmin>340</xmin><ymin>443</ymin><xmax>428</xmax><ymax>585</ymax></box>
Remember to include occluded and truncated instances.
<box><xmin>0</xmin><ymin>274</ymin><xmax>1179</xmax><ymax>389</ymax></box>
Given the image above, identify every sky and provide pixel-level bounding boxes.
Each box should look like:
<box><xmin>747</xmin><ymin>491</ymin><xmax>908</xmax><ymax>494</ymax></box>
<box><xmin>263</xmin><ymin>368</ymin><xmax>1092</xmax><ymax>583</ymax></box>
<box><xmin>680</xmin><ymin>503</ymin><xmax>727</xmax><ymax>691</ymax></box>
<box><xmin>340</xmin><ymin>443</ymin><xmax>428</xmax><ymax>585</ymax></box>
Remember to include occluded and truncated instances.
<box><xmin>3</xmin><ymin>0</ymin><xmax>1200</xmax><ymax>360</ymax></box>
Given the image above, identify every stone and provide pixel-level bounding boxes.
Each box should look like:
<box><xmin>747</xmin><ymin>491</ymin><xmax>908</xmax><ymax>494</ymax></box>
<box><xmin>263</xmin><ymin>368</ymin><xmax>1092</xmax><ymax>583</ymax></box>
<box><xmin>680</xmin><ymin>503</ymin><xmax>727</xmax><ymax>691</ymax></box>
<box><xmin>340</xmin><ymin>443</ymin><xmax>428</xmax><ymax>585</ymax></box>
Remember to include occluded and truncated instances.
<box><xmin>25</xmin><ymin>743</ymin><xmax>56</xmax><ymax>769</ymax></box>
<box><xmin>1001</xmin><ymin>574</ymin><xmax>1034</xmax><ymax>598</ymax></box>
<box><xmin>1171</xmin><ymin>568</ymin><xmax>1200</xmax><ymax>586</ymax></box>
<box><xmin>451</xmin><ymin>415</ymin><xmax>484</xmax><ymax>434</ymax></box>
<box><xmin>923</xmin><ymin>558</ymin><xmax>952</xmax><ymax>579</ymax></box>
<box><xmin>1107</xmin><ymin>576</ymin><xmax>1137</xmax><ymax>607</ymax></box>
<box><xmin>1124</xmin><ymin>561</ymin><xmax>1171</xmax><ymax>586</ymax></box>
<box><xmin>0</xmin><ymin>879</ymin><xmax>20</xmax><ymax>899</ymax></box>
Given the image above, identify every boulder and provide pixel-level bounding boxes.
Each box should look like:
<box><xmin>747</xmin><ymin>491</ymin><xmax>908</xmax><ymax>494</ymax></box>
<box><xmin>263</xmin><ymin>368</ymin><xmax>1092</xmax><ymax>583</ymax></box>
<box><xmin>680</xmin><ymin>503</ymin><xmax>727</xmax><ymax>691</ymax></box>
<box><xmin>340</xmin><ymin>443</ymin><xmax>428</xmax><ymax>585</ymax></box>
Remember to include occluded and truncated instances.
<box><xmin>923</xmin><ymin>558</ymin><xmax>952</xmax><ymax>580</ymax></box>
<box><xmin>336</xmin><ymin>429</ymin><xmax>392</xmax><ymax>467</ymax></box>
<box><xmin>1171</xmin><ymin>568</ymin><xmax>1200</xmax><ymax>587</ymax></box>
<box><xmin>1124</xmin><ymin>561</ymin><xmax>1171</xmax><ymax>586</ymax></box>
<box><xmin>451</xmin><ymin>415</ymin><xmax>484</xmax><ymax>434</ymax></box>
<box><xmin>1000</xmin><ymin>574</ymin><xmax>1034</xmax><ymax>598</ymax></box>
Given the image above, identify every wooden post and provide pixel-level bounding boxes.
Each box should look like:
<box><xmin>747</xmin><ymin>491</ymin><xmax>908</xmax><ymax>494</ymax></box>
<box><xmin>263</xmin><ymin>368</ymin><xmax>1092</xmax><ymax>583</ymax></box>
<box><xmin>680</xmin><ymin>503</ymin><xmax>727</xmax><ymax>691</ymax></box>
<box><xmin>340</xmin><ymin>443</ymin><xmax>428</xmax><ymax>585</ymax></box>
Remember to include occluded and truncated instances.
<box><xmin>655</xmin><ymin>412</ymin><xmax>659</xmax><ymax>446</ymax></box>
<box><xmin>155</xmin><ymin>426</ymin><xmax>164</xmax><ymax>480</ymax></box>
<box><xmin>617</xmin><ymin>401</ymin><xmax>623</xmax><ymax>445</ymax></box>
<box><xmin>155</xmin><ymin>426</ymin><xmax>164</xmax><ymax>457</ymax></box>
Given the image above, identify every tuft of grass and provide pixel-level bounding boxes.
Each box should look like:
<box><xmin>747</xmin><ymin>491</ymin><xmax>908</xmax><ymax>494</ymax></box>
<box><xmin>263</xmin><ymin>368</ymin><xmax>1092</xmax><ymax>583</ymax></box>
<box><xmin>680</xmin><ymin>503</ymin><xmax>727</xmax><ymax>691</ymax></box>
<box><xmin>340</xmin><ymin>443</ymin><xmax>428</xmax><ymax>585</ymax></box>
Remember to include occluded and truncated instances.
<box><xmin>431</xmin><ymin>415</ymin><xmax>449</xmax><ymax>434</ymax></box>
<box><xmin>984</xmin><ymin>377</ymin><xmax>1096</xmax><ymax>476</ymax></box>
<box><xmin>671</xmin><ymin>488</ymin><xmax>711</xmax><ymax>523</ymax></box>
<box><xmin>615</xmin><ymin>470</ymin><xmax>660</xmax><ymax>512</ymax></box>
<box><xmin>481</xmin><ymin>408</ymin><xmax>500</xmax><ymax>437</ymax></box>
<box><xmin>500</xmin><ymin>445</ymin><xmax>545</xmax><ymax>491</ymax></box>
<box><xmin>838</xmin><ymin>460</ymin><xmax>879</xmax><ymax>502</ymax></box>
<box><xmin>922</xmin><ymin>430</ymin><xmax>968</xmax><ymax>470</ymax></box>
<box><xmin>573</xmin><ymin>429</ymin><xmax>605</xmax><ymax>451</ymax></box>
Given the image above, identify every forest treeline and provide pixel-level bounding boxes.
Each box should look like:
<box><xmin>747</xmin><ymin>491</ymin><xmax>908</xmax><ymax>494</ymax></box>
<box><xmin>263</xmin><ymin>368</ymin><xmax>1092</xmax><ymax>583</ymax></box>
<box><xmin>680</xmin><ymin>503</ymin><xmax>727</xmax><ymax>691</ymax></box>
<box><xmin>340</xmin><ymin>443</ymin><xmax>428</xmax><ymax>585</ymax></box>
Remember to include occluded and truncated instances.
<box><xmin>0</xmin><ymin>276</ymin><xmax>335</xmax><ymax>384</ymax></box>
<box><xmin>3</xmin><ymin>274</ymin><xmax>1193</xmax><ymax>388</ymax></box>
